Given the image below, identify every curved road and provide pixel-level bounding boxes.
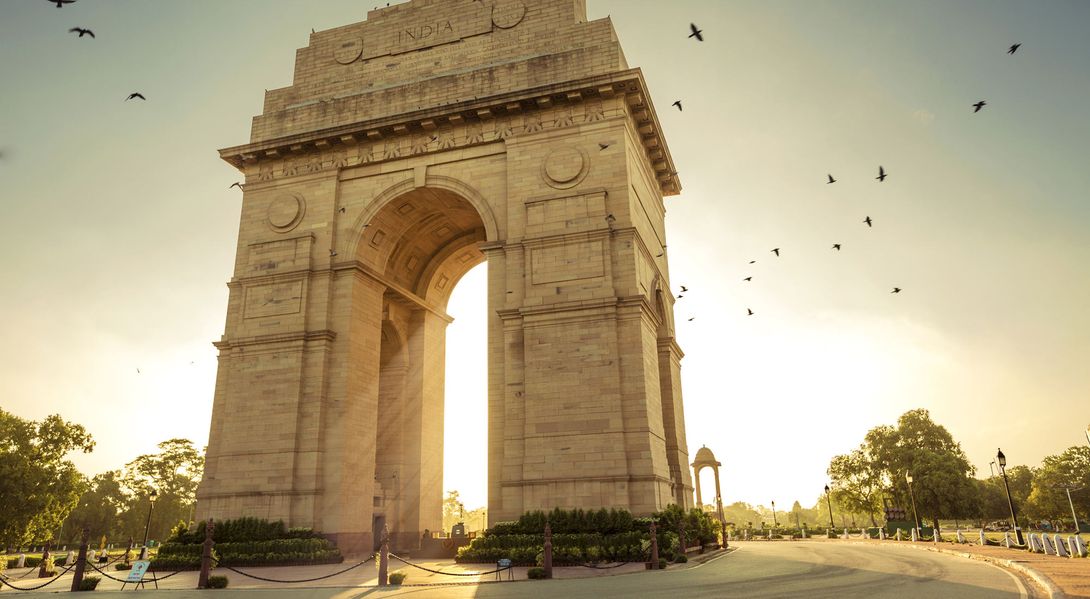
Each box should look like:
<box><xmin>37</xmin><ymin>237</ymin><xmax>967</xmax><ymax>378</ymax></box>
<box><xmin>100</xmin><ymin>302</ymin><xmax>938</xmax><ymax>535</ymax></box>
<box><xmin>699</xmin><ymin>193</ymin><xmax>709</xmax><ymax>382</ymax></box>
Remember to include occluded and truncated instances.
<box><xmin>116</xmin><ymin>540</ymin><xmax>1028</xmax><ymax>598</ymax></box>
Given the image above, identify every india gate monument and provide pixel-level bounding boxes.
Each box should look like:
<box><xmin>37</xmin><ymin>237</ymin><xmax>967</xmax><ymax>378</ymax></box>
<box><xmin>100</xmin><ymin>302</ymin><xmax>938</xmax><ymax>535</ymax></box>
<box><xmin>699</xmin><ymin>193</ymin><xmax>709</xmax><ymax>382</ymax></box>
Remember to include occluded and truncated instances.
<box><xmin>197</xmin><ymin>0</ymin><xmax>693</xmax><ymax>553</ymax></box>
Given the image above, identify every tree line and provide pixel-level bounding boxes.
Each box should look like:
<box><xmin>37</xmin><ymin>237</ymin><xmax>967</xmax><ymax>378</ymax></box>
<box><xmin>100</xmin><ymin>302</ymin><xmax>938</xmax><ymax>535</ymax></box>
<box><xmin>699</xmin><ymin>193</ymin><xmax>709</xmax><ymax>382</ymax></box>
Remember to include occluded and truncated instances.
<box><xmin>824</xmin><ymin>409</ymin><xmax>1089</xmax><ymax>531</ymax></box>
<box><xmin>0</xmin><ymin>409</ymin><xmax>204</xmax><ymax>549</ymax></box>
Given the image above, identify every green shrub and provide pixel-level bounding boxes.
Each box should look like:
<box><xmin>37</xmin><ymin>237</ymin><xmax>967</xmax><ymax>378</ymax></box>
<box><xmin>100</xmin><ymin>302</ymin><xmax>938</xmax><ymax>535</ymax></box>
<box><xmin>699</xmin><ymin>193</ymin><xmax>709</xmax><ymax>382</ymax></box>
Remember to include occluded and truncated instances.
<box><xmin>658</xmin><ymin>558</ymin><xmax>669</xmax><ymax>569</ymax></box>
<box><xmin>78</xmin><ymin>576</ymin><xmax>101</xmax><ymax>591</ymax></box>
<box><xmin>115</xmin><ymin>563</ymin><xmax>132</xmax><ymax>571</ymax></box>
<box><xmin>154</xmin><ymin>538</ymin><xmax>340</xmax><ymax>568</ymax></box>
<box><xmin>527</xmin><ymin>567</ymin><xmax>547</xmax><ymax>579</ymax></box>
<box><xmin>674</xmin><ymin>554</ymin><xmax>688</xmax><ymax>563</ymax></box>
<box><xmin>206</xmin><ymin>575</ymin><xmax>229</xmax><ymax>589</ymax></box>
<box><xmin>388</xmin><ymin>571</ymin><xmax>407</xmax><ymax>585</ymax></box>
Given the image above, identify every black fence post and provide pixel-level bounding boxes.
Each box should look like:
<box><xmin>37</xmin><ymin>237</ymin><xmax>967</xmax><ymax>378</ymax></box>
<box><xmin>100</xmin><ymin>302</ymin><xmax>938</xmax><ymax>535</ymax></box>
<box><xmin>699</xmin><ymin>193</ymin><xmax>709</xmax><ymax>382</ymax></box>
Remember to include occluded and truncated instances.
<box><xmin>197</xmin><ymin>518</ymin><xmax>214</xmax><ymax>589</ymax></box>
<box><xmin>70</xmin><ymin>529</ymin><xmax>89</xmax><ymax>592</ymax></box>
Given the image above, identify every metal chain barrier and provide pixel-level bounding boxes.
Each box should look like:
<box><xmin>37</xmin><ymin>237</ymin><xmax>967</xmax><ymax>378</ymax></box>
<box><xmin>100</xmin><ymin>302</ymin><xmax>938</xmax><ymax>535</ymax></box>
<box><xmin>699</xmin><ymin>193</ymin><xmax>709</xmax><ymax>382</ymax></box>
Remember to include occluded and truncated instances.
<box><xmin>389</xmin><ymin>553</ymin><xmax>512</xmax><ymax>577</ymax></box>
<box><xmin>86</xmin><ymin>559</ymin><xmax>199</xmax><ymax>584</ymax></box>
<box><xmin>216</xmin><ymin>554</ymin><xmax>375</xmax><ymax>584</ymax></box>
<box><xmin>0</xmin><ymin>563</ymin><xmax>76</xmax><ymax>591</ymax></box>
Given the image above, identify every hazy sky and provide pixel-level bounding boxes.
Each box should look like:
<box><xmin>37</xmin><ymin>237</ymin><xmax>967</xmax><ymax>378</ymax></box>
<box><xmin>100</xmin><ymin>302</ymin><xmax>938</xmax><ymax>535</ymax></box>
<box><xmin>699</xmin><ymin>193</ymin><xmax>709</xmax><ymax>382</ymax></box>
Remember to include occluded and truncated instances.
<box><xmin>2</xmin><ymin>0</ymin><xmax>1088</xmax><ymax>514</ymax></box>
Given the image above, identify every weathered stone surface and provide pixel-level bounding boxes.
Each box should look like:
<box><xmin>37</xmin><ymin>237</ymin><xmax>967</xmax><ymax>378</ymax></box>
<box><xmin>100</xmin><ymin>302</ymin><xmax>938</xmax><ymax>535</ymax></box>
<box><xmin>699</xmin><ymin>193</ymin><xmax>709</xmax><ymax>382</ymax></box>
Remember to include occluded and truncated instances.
<box><xmin>197</xmin><ymin>0</ymin><xmax>691</xmax><ymax>555</ymax></box>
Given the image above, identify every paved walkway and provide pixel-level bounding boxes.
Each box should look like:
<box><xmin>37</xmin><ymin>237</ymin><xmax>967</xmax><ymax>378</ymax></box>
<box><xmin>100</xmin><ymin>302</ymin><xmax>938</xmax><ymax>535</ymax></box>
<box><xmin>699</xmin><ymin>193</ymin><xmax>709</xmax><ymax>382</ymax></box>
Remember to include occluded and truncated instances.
<box><xmin>813</xmin><ymin>536</ymin><xmax>1090</xmax><ymax>598</ymax></box>
<box><xmin>0</xmin><ymin>541</ymin><xmax>1031</xmax><ymax>597</ymax></box>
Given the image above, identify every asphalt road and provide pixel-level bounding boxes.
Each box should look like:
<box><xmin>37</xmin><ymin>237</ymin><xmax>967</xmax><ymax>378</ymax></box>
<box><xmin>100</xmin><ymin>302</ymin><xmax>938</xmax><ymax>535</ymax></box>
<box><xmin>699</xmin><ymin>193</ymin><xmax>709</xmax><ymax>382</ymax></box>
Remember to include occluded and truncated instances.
<box><xmin>4</xmin><ymin>541</ymin><xmax>1028</xmax><ymax>598</ymax></box>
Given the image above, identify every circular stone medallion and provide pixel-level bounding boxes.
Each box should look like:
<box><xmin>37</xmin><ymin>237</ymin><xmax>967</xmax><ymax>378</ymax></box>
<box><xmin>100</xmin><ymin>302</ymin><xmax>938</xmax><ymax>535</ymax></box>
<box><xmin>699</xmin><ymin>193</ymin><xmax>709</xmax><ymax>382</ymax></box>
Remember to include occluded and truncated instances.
<box><xmin>542</xmin><ymin>146</ymin><xmax>588</xmax><ymax>189</ymax></box>
<box><xmin>267</xmin><ymin>193</ymin><xmax>305</xmax><ymax>232</ymax></box>
<box><xmin>492</xmin><ymin>0</ymin><xmax>527</xmax><ymax>29</ymax></box>
<box><xmin>333</xmin><ymin>38</ymin><xmax>364</xmax><ymax>65</ymax></box>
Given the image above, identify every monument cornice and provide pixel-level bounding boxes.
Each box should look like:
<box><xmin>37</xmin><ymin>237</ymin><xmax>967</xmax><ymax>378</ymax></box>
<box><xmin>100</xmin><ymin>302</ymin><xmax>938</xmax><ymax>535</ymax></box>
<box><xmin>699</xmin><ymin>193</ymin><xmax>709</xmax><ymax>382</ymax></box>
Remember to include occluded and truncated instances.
<box><xmin>213</xmin><ymin>328</ymin><xmax>337</xmax><ymax>350</ymax></box>
<box><xmin>218</xmin><ymin>69</ymin><xmax>681</xmax><ymax>196</ymax></box>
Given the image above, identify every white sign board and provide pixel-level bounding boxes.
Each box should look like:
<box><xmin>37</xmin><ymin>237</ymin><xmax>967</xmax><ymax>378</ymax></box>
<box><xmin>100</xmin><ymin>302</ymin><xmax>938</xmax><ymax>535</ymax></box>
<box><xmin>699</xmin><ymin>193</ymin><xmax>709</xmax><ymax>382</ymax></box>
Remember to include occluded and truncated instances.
<box><xmin>126</xmin><ymin>560</ymin><xmax>151</xmax><ymax>583</ymax></box>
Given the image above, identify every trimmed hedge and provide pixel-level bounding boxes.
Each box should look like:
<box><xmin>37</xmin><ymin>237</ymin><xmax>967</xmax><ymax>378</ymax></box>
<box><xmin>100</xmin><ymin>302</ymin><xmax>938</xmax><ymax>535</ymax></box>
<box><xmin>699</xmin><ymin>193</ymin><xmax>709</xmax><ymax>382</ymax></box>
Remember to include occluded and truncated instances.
<box><xmin>170</xmin><ymin>517</ymin><xmax>320</xmax><ymax>545</ymax></box>
<box><xmin>154</xmin><ymin>537</ymin><xmax>342</xmax><ymax>569</ymax></box>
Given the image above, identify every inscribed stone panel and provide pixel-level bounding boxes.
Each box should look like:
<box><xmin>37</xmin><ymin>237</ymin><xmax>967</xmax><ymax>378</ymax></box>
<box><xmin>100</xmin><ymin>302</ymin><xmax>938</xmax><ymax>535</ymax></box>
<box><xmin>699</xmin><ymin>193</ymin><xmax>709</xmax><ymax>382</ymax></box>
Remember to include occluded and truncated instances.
<box><xmin>530</xmin><ymin>240</ymin><xmax>604</xmax><ymax>285</ymax></box>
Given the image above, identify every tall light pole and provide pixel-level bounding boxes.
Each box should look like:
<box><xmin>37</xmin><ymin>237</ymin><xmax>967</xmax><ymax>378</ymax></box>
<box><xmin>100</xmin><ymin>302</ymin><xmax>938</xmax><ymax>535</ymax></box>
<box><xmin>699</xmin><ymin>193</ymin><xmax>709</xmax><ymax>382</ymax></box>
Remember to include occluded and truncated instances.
<box><xmin>141</xmin><ymin>489</ymin><xmax>158</xmax><ymax>549</ymax></box>
<box><xmin>997</xmin><ymin>448</ymin><xmax>1025</xmax><ymax>545</ymax></box>
<box><xmin>824</xmin><ymin>485</ymin><xmax>835</xmax><ymax>533</ymax></box>
<box><xmin>771</xmin><ymin>500</ymin><xmax>777</xmax><ymax>527</ymax></box>
<box><xmin>716</xmin><ymin>494</ymin><xmax>727</xmax><ymax>548</ymax></box>
<box><xmin>905</xmin><ymin>472</ymin><xmax>921</xmax><ymax>537</ymax></box>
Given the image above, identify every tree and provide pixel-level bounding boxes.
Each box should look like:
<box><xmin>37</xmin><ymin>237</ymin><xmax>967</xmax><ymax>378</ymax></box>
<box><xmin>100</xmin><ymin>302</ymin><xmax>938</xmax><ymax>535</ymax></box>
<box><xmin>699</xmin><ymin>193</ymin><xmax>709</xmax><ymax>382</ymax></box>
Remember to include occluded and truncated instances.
<box><xmin>1025</xmin><ymin>446</ymin><xmax>1090</xmax><ymax>529</ymax></box>
<box><xmin>0</xmin><ymin>409</ymin><xmax>94</xmax><ymax>547</ymax></box>
<box><xmin>827</xmin><ymin>447</ymin><xmax>884</xmax><ymax>526</ymax></box>
<box><xmin>835</xmin><ymin>409</ymin><xmax>978</xmax><ymax>530</ymax></box>
<box><xmin>118</xmin><ymin>439</ymin><xmax>204</xmax><ymax>542</ymax></box>
<box><xmin>442</xmin><ymin>490</ymin><xmax>466</xmax><ymax>533</ymax></box>
<box><xmin>59</xmin><ymin>471</ymin><xmax>126</xmax><ymax>544</ymax></box>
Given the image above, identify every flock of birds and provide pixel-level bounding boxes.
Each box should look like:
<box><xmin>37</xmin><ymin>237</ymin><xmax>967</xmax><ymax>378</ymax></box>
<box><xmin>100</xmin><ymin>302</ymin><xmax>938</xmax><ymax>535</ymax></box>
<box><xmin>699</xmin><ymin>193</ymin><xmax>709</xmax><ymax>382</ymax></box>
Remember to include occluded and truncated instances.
<box><xmin>43</xmin><ymin>0</ymin><xmax>147</xmax><ymax>101</ymax></box>
<box><xmin>674</xmin><ymin>22</ymin><xmax>1022</xmax><ymax>318</ymax></box>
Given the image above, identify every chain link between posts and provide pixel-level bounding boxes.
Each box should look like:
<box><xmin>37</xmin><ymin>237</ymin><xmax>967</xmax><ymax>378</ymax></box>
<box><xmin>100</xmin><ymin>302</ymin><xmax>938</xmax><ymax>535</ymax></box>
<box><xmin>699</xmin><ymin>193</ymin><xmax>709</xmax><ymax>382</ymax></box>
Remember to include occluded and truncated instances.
<box><xmin>214</xmin><ymin>554</ymin><xmax>375</xmax><ymax>584</ymax></box>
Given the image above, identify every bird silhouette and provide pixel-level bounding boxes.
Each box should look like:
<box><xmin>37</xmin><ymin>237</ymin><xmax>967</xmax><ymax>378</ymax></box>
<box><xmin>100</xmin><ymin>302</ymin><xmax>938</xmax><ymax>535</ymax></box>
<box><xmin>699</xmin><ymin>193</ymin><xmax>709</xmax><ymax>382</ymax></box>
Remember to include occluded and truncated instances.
<box><xmin>655</xmin><ymin>252</ymin><xmax>664</xmax><ymax>258</ymax></box>
<box><xmin>329</xmin><ymin>249</ymin><xmax>338</xmax><ymax>257</ymax></box>
<box><xmin>680</xmin><ymin>286</ymin><xmax>688</xmax><ymax>292</ymax></box>
<box><xmin>863</xmin><ymin>216</ymin><xmax>873</xmax><ymax>227</ymax></box>
<box><xmin>605</xmin><ymin>214</ymin><xmax>616</xmax><ymax>223</ymax></box>
<box><xmin>688</xmin><ymin>317</ymin><xmax>695</xmax><ymax>322</ymax></box>
<box><xmin>677</xmin><ymin>294</ymin><xmax>684</xmax><ymax>299</ymax></box>
<box><xmin>672</xmin><ymin>100</ymin><xmax>683</xmax><ymax>111</ymax></box>
<box><xmin>832</xmin><ymin>243</ymin><xmax>841</xmax><ymax>250</ymax></box>
<box><xmin>972</xmin><ymin>101</ymin><xmax>987</xmax><ymax>113</ymax></box>
<box><xmin>598</xmin><ymin>142</ymin><xmax>611</xmax><ymax>150</ymax></box>
<box><xmin>743</xmin><ymin>277</ymin><xmax>752</xmax><ymax>282</ymax></box>
<box><xmin>771</xmin><ymin>248</ymin><xmax>780</xmax><ymax>256</ymax></box>
<box><xmin>1008</xmin><ymin>43</ymin><xmax>1021</xmax><ymax>55</ymax></box>
<box><xmin>68</xmin><ymin>27</ymin><xmax>94</xmax><ymax>38</ymax></box>
<box><xmin>747</xmin><ymin>309</ymin><xmax>754</xmax><ymax>316</ymax></box>
<box><xmin>827</xmin><ymin>174</ymin><xmax>836</xmax><ymax>184</ymax></box>
<box><xmin>891</xmin><ymin>287</ymin><xmax>902</xmax><ymax>294</ymax></box>
<box><xmin>229</xmin><ymin>182</ymin><xmax>243</xmax><ymax>190</ymax></box>
<box><xmin>749</xmin><ymin>260</ymin><xmax>756</xmax><ymax>264</ymax></box>
<box><xmin>338</xmin><ymin>206</ymin><xmax>346</xmax><ymax>213</ymax></box>
<box><xmin>125</xmin><ymin>93</ymin><xmax>146</xmax><ymax>101</ymax></box>
<box><xmin>876</xmin><ymin>166</ymin><xmax>887</xmax><ymax>182</ymax></box>
<box><xmin>50</xmin><ymin>0</ymin><xmax>76</xmax><ymax>6</ymax></box>
<box><xmin>688</xmin><ymin>23</ymin><xmax>703</xmax><ymax>42</ymax></box>
<box><xmin>136</xmin><ymin>368</ymin><xmax>141</xmax><ymax>374</ymax></box>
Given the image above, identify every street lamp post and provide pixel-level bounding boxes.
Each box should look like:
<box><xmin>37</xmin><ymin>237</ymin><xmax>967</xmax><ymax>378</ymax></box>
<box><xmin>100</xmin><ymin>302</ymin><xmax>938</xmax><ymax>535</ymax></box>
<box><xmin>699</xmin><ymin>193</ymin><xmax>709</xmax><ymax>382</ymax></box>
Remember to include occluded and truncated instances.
<box><xmin>824</xmin><ymin>485</ymin><xmax>835</xmax><ymax>533</ymax></box>
<box><xmin>905</xmin><ymin>472</ymin><xmax>922</xmax><ymax>537</ymax></box>
<box><xmin>996</xmin><ymin>448</ymin><xmax>1025</xmax><ymax>545</ymax></box>
<box><xmin>716</xmin><ymin>495</ymin><xmax>727</xmax><ymax>548</ymax></box>
<box><xmin>142</xmin><ymin>490</ymin><xmax>158</xmax><ymax>550</ymax></box>
<box><xmin>771</xmin><ymin>501</ymin><xmax>777</xmax><ymax>528</ymax></box>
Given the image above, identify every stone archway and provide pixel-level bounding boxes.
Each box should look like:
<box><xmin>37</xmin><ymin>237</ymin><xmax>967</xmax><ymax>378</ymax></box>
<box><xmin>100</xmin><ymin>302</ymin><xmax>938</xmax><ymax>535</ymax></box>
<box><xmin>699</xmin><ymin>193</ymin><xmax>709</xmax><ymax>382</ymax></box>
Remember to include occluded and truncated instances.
<box><xmin>197</xmin><ymin>0</ymin><xmax>694</xmax><ymax>554</ymax></box>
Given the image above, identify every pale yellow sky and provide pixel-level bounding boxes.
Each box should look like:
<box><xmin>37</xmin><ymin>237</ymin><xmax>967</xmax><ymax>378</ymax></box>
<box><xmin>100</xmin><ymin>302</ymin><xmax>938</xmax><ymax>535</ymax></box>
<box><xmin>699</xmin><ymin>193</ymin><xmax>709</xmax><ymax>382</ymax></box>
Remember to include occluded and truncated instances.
<box><xmin>2</xmin><ymin>0</ymin><xmax>1088</xmax><ymax>513</ymax></box>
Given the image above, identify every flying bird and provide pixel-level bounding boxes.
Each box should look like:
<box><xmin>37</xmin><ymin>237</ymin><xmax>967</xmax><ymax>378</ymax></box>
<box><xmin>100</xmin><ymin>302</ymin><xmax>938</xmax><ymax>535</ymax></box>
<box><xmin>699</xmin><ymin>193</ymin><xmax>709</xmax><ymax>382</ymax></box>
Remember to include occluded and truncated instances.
<box><xmin>863</xmin><ymin>216</ymin><xmax>873</xmax><ymax>227</ymax></box>
<box><xmin>677</xmin><ymin>294</ymin><xmax>684</xmax><ymax>299</ymax></box>
<box><xmin>655</xmin><ymin>252</ymin><xmax>664</xmax><ymax>258</ymax></box>
<box><xmin>1008</xmin><ymin>43</ymin><xmax>1021</xmax><ymax>55</ymax></box>
<box><xmin>743</xmin><ymin>277</ymin><xmax>752</xmax><ymax>282</ymax></box>
<box><xmin>229</xmin><ymin>182</ymin><xmax>243</xmax><ymax>190</ymax></box>
<box><xmin>747</xmin><ymin>309</ymin><xmax>754</xmax><ymax>316</ymax></box>
<box><xmin>598</xmin><ymin>142</ymin><xmax>611</xmax><ymax>150</ymax></box>
<box><xmin>771</xmin><ymin>248</ymin><xmax>780</xmax><ymax>256</ymax></box>
<box><xmin>338</xmin><ymin>206</ymin><xmax>346</xmax><ymax>213</ymax></box>
<box><xmin>972</xmin><ymin>101</ymin><xmax>987</xmax><ymax>113</ymax></box>
<box><xmin>672</xmin><ymin>100</ymin><xmax>682</xmax><ymax>112</ymax></box>
<box><xmin>826</xmin><ymin>174</ymin><xmax>836</xmax><ymax>184</ymax></box>
<box><xmin>688</xmin><ymin>317</ymin><xmax>695</xmax><ymax>322</ymax></box>
<box><xmin>876</xmin><ymin>166</ymin><xmax>887</xmax><ymax>182</ymax></box>
<box><xmin>136</xmin><ymin>368</ymin><xmax>141</xmax><ymax>374</ymax></box>
<box><xmin>891</xmin><ymin>287</ymin><xmax>902</xmax><ymax>294</ymax></box>
<box><xmin>125</xmin><ymin>93</ymin><xmax>146</xmax><ymax>101</ymax></box>
<box><xmin>50</xmin><ymin>0</ymin><xmax>76</xmax><ymax>6</ymax></box>
<box><xmin>749</xmin><ymin>260</ymin><xmax>756</xmax><ymax>264</ymax></box>
<box><xmin>832</xmin><ymin>243</ymin><xmax>841</xmax><ymax>250</ymax></box>
<box><xmin>680</xmin><ymin>286</ymin><xmax>688</xmax><ymax>292</ymax></box>
<box><xmin>68</xmin><ymin>27</ymin><xmax>94</xmax><ymax>38</ymax></box>
<box><xmin>688</xmin><ymin>23</ymin><xmax>703</xmax><ymax>42</ymax></box>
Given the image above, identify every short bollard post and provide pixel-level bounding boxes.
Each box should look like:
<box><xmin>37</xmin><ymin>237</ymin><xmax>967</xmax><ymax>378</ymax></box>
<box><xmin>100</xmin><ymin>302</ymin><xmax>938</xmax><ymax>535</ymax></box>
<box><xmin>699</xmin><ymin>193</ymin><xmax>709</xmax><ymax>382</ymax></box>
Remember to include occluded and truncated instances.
<box><xmin>16</xmin><ymin>553</ymin><xmax>26</xmax><ymax>568</ymax></box>
<box><xmin>197</xmin><ymin>518</ymin><xmax>215</xmax><ymax>589</ymax></box>
<box><xmin>38</xmin><ymin>541</ymin><xmax>52</xmax><ymax>579</ymax></box>
<box><xmin>649</xmin><ymin>522</ymin><xmax>659</xmax><ymax>569</ymax></box>
<box><xmin>378</xmin><ymin>525</ymin><xmax>390</xmax><ymax>586</ymax></box>
<box><xmin>543</xmin><ymin>522</ymin><xmax>553</xmax><ymax>579</ymax></box>
<box><xmin>70</xmin><ymin>529</ymin><xmax>90</xmax><ymax>592</ymax></box>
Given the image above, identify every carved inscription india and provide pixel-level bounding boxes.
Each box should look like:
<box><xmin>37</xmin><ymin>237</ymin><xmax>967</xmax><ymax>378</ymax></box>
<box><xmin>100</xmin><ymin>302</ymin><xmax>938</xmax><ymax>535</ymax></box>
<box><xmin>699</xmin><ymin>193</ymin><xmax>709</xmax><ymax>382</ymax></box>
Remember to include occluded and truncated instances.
<box><xmin>397</xmin><ymin>21</ymin><xmax>454</xmax><ymax>45</ymax></box>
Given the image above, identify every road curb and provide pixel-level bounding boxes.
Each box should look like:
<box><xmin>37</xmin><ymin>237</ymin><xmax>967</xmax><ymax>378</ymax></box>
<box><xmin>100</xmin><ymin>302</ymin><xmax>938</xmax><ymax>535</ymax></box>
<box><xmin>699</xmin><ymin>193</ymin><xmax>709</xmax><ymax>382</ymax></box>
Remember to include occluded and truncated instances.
<box><xmin>847</xmin><ymin>540</ymin><xmax>1065</xmax><ymax>599</ymax></box>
